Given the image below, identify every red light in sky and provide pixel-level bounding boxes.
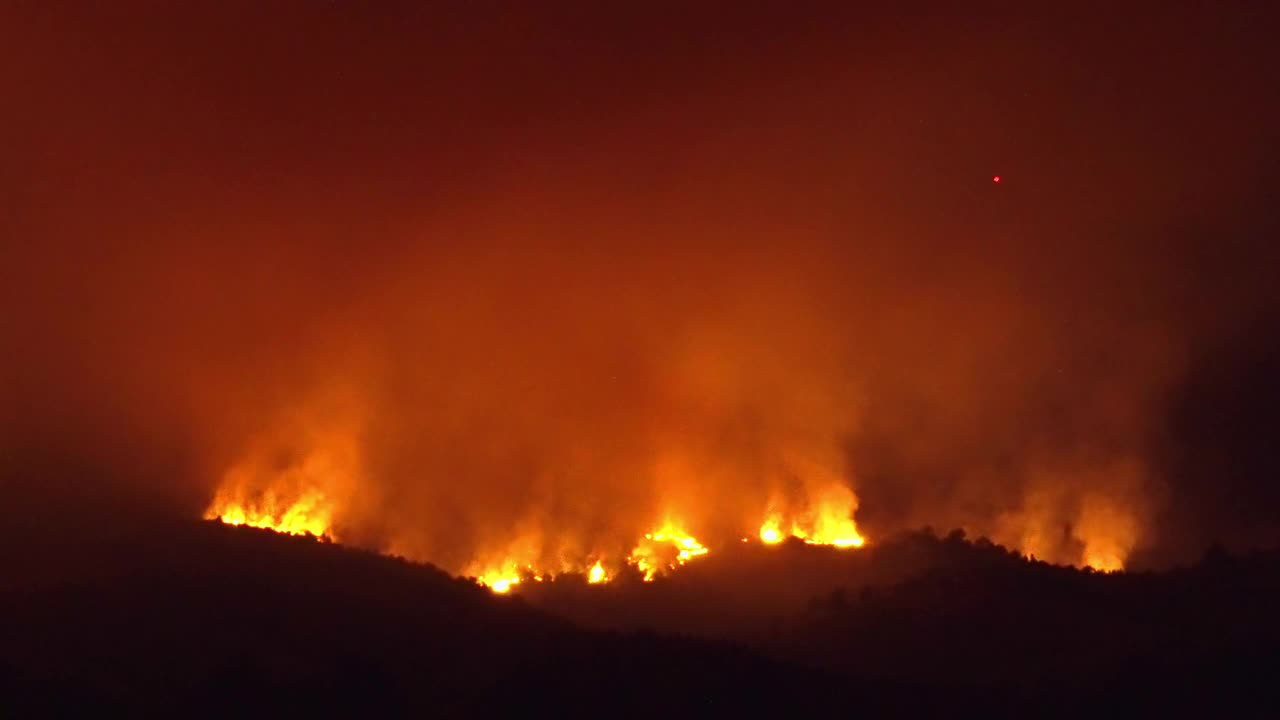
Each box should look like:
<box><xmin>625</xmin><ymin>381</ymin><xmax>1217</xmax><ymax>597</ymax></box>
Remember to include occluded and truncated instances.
<box><xmin>992</xmin><ymin>175</ymin><xmax>1001</xmax><ymax>183</ymax></box>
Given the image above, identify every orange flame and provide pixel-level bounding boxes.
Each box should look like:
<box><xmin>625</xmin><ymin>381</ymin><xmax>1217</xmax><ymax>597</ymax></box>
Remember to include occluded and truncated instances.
<box><xmin>203</xmin><ymin>409</ymin><xmax>363</xmax><ymax>542</ymax></box>
<box><xmin>203</xmin><ymin>414</ymin><xmax>878</xmax><ymax>592</ymax></box>
<box><xmin>627</xmin><ymin>522</ymin><xmax>709</xmax><ymax>581</ymax></box>
<box><xmin>757</xmin><ymin>483</ymin><xmax>866</xmax><ymax>549</ymax></box>
<box><xmin>205</xmin><ymin>487</ymin><xmax>335</xmax><ymax>539</ymax></box>
<box><xmin>587</xmin><ymin>560</ymin><xmax>608</xmax><ymax>584</ymax></box>
<box><xmin>759</xmin><ymin>513</ymin><xmax>784</xmax><ymax>544</ymax></box>
<box><xmin>480</xmin><ymin>568</ymin><xmax>525</xmax><ymax>594</ymax></box>
<box><xmin>998</xmin><ymin>471</ymin><xmax>1141</xmax><ymax>573</ymax></box>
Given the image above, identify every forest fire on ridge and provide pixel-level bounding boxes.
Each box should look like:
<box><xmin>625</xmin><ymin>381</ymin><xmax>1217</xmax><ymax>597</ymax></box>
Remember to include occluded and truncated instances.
<box><xmin>205</xmin><ymin>464</ymin><xmax>1140</xmax><ymax>581</ymax></box>
<box><xmin>201</xmin><ymin>423</ymin><xmax>1145</xmax><ymax>584</ymax></box>
<box><xmin>199</xmin><ymin>408</ymin><xmax>1149</xmax><ymax>579</ymax></box>
<box><xmin>758</xmin><ymin>483</ymin><xmax>865</xmax><ymax>549</ymax></box>
<box><xmin>198</xmin><ymin>359</ymin><xmax>1143</xmax><ymax>586</ymax></box>
<box><xmin>205</xmin><ymin>488</ymin><xmax>335</xmax><ymax>539</ymax></box>
<box><xmin>204</xmin><ymin>481</ymin><xmax>872</xmax><ymax>590</ymax></box>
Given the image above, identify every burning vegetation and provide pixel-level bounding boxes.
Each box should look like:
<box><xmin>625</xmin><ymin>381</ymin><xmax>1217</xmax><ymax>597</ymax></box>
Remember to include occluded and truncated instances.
<box><xmin>759</xmin><ymin>484</ymin><xmax>865</xmax><ymax>549</ymax></box>
<box><xmin>204</xmin><ymin>466</ymin><xmax>876</xmax><ymax>590</ymax></box>
<box><xmin>205</xmin><ymin>487</ymin><xmax>334</xmax><ymax>539</ymax></box>
<box><xmin>198</xmin><ymin>378</ymin><xmax>1143</xmax><ymax>587</ymax></box>
<box><xmin>204</xmin><ymin>439</ymin><xmax>1139</xmax><ymax>586</ymax></box>
<box><xmin>202</xmin><ymin>426</ymin><xmax>1136</xmax><ymax>589</ymax></box>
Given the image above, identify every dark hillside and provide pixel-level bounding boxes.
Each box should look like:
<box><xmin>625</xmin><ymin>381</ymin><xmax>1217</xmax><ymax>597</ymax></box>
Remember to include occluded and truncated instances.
<box><xmin>5</xmin><ymin>521</ymin><xmax>1278</xmax><ymax>715</ymax></box>
<box><xmin>0</xmin><ymin>521</ymin><xmax>879</xmax><ymax>715</ymax></box>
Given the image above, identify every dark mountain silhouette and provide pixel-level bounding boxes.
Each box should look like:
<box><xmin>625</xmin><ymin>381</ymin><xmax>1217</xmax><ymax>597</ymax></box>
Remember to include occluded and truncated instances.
<box><xmin>485</xmin><ymin>529</ymin><xmax>1280</xmax><ymax>715</ymax></box>
<box><xmin>0</xmin><ymin>520</ymin><xmax>893</xmax><ymax>715</ymax></box>
<box><xmin>3</xmin><ymin>520</ymin><xmax>1278</xmax><ymax>716</ymax></box>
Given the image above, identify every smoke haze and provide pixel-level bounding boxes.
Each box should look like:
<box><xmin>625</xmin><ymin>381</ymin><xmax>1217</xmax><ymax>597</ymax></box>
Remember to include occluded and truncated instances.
<box><xmin>3</xmin><ymin>2</ymin><xmax>1278</xmax><ymax>571</ymax></box>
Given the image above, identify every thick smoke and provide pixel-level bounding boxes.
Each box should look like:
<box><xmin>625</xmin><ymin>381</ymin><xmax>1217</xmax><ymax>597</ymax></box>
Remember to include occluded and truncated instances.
<box><xmin>3</xmin><ymin>3</ymin><xmax>1278</xmax><ymax>569</ymax></box>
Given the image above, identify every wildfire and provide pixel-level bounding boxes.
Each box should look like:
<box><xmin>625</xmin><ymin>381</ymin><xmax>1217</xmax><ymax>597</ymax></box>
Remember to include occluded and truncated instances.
<box><xmin>205</xmin><ymin>477</ymin><xmax>869</xmax><ymax>593</ymax></box>
<box><xmin>199</xmin><ymin>396</ymin><xmax>879</xmax><ymax>593</ymax></box>
<box><xmin>627</xmin><ymin>523</ymin><xmax>710</xmax><ymax>581</ymax></box>
<box><xmin>760</xmin><ymin>514</ymin><xmax>784</xmax><ymax>544</ymax></box>
<box><xmin>479</xmin><ymin>568</ymin><xmax>525</xmax><ymax>594</ymax></box>
<box><xmin>202</xmin><ymin>417</ymin><xmax>877</xmax><ymax>593</ymax></box>
<box><xmin>757</xmin><ymin>516</ymin><xmax>865</xmax><ymax>548</ymax></box>
<box><xmin>588</xmin><ymin>560</ymin><xmax>608</xmax><ymax>584</ymax></box>
<box><xmin>204</xmin><ymin>464</ymin><xmax>868</xmax><ymax>593</ymax></box>
<box><xmin>1076</xmin><ymin>494</ymin><xmax>1137</xmax><ymax>573</ymax></box>
<box><xmin>756</xmin><ymin>484</ymin><xmax>866</xmax><ymax>549</ymax></box>
<box><xmin>1082</xmin><ymin>552</ymin><xmax>1124</xmax><ymax>573</ymax></box>
<box><xmin>1000</xmin><ymin>479</ymin><xmax>1139</xmax><ymax>573</ymax></box>
<box><xmin>205</xmin><ymin>487</ymin><xmax>335</xmax><ymax>539</ymax></box>
<box><xmin>203</xmin><ymin>410</ymin><xmax>360</xmax><ymax>542</ymax></box>
<box><xmin>471</xmin><ymin>559</ymin><xmax>609</xmax><ymax>591</ymax></box>
<box><xmin>465</xmin><ymin>523</ymin><xmax>713</xmax><ymax>591</ymax></box>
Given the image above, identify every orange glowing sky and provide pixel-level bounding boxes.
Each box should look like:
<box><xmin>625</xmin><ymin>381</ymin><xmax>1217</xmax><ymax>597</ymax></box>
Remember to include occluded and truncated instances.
<box><xmin>4</xmin><ymin>2</ymin><xmax>1280</xmax><ymax>573</ymax></box>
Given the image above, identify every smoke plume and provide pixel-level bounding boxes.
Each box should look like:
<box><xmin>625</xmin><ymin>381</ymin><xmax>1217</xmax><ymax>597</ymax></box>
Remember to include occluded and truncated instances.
<box><xmin>3</xmin><ymin>2</ymin><xmax>1278</xmax><ymax>571</ymax></box>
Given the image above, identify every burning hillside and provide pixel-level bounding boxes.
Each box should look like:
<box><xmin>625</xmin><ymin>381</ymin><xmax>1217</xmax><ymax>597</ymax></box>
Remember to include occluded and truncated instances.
<box><xmin>202</xmin><ymin>414</ymin><xmax>1135</xmax><ymax>590</ymax></box>
<box><xmin>205</xmin><ymin>476</ymin><xmax>870</xmax><ymax>591</ymax></box>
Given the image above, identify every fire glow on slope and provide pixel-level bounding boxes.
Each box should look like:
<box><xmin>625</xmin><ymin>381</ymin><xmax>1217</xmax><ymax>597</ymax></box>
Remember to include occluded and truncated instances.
<box><xmin>202</xmin><ymin>462</ymin><xmax>1130</xmax><ymax>583</ymax></box>
<box><xmin>468</xmin><ymin>523</ymin><xmax>713</xmax><ymax>592</ymax></box>
<box><xmin>205</xmin><ymin>487</ymin><xmax>335</xmax><ymax>538</ymax></box>
<box><xmin>460</xmin><ymin>531</ymin><xmax>612</xmax><ymax>593</ymax></box>
<box><xmin>758</xmin><ymin>484</ymin><xmax>865</xmax><ymax>548</ymax></box>
<box><xmin>203</xmin><ymin>415</ymin><xmax>361</xmax><ymax>541</ymax></box>
<box><xmin>200</xmin><ymin>426</ymin><xmax>1130</xmax><ymax>586</ymax></box>
<box><xmin>201</xmin><ymin>477</ymin><xmax>871</xmax><ymax>591</ymax></box>
<box><xmin>588</xmin><ymin>561</ymin><xmax>608</xmax><ymax>584</ymax></box>
<box><xmin>203</xmin><ymin>445</ymin><xmax>350</xmax><ymax>540</ymax></box>
<box><xmin>627</xmin><ymin>523</ymin><xmax>710</xmax><ymax>581</ymax></box>
<box><xmin>1000</xmin><ymin>477</ymin><xmax>1142</xmax><ymax>573</ymax></box>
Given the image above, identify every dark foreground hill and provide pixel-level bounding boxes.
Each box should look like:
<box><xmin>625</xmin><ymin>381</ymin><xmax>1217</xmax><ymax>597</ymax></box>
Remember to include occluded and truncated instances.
<box><xmin>0</xmin><ymin>520</ymin><xmax>906</xmax><ymax>716</ymax></box>
<box><xmin>2</xmin><ymin>520</ymin><xmax>1278</xmax><ymax>716</ymax></box>
<box><xmin>525</xmin><ymin>530</ymin><xmax>1280</xmax><ymax>714</ymax></box>
<box><xmin>772</xmin><ymin>536</ymin><xmax>1280</xmax><ymax>704</ymax></box>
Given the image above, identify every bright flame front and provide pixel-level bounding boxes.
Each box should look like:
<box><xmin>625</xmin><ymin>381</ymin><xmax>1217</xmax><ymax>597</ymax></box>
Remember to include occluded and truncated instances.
<box><xmin>206</xmin><ymin>487</ymin><xmax>335</xmax><ymax>539</ymax></box>
<box><xmin>628</xmin><ymin>523</ymin><xmax>710</xmax><ymax>581</ymax></box>
<box><xmin>757</xmin><ymin>483</ymin><xmax>866</xmax><ymax>549</ymax></box>
<box><xmin>760</xmin><ymin>514</ymin><xmax>784</xmax><ymax>544</ymax></box>
<box><xmin>588</xmin><ymin>561</ymin><xmax>608</xmax><ymax>584</ymax></box>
